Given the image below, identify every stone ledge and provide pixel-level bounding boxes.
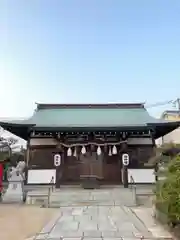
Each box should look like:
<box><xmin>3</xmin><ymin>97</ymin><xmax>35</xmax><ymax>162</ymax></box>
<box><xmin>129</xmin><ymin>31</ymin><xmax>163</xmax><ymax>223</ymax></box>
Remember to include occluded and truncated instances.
<box><xmin>81</xmin><ymin>177</ymin><xmax>100</xmax><ymax>189</ymax></box>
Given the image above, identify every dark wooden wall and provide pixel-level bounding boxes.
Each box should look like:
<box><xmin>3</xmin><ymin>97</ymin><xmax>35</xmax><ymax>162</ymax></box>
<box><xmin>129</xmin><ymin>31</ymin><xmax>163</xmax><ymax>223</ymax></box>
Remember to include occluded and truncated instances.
<box><xmin>128</xmin><ymin>145</ymin><xmax>155</xmax><ymax>168</ymax></box>
<box><xmin>29</xmin><ymin>147</ymin><xmax>59</xmax><ymax>169</ymax></box>
<box><xmin>28</xmin><ymin>144</ymin><xmax>154</xmax><ymax>185</ymax></box>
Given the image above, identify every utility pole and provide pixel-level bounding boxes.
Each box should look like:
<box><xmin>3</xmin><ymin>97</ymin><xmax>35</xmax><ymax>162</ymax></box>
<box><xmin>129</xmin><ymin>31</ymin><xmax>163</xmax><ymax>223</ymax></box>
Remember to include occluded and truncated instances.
<box><xmin>177</xmin><ymin>98</ymin><xmax>180</xmax><ymax>112</ymax></box>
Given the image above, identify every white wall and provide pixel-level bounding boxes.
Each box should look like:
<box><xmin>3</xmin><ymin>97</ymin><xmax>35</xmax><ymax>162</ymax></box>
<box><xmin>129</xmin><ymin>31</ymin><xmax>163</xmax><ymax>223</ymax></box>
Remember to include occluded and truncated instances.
<box><xmin>127</xmin><ymin>137</ymin><xmax>152</xmax><ymax>145</ymax></box>
<box><xmin>27</xmin><ymin>169</ymin><xmax>56</xmax><ymax>184</ymax></box>
<box><xmin>127</xmin><ymin>169</ymin><xmax>155</xmax><ymax>183</ymax></box>
<box><xmin>27</xmin><ymin>168</ymin><xmax>155</xmax><ymax>184</ymax></box>
<box><xmin>155</xmin><ymin>137</ymin><xmax>163</xmax><ymax>146</ymax></box>
<box><xmin>30</xmin><ymin>138</ymin><xmax>58</xmax><ymax>146</ymax></box>
<box><xmin>161</xmin><ymin>127</ymin><xmax>180</xmax><ymax>144</ymax></box>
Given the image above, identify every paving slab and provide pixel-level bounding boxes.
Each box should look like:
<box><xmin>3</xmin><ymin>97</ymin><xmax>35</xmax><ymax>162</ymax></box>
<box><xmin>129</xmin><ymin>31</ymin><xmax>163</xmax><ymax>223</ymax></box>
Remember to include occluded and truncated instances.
<box><xmin>34</xmin><ymin>188</ymin><xmax>156</xmax><ymax>239</ymax></box>
<box><xmin>131</xmin><ymin>207</ymin><xmax>173</xmax><ymax>239</ymax></box>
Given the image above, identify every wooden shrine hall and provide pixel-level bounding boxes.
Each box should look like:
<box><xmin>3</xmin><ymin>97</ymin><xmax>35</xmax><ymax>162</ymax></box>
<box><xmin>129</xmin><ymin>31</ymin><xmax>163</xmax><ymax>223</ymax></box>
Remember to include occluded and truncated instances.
<box><xmin>0</xmin><ymin>103</ymin><xmax>180</xmax><ymax>188</ymax></box>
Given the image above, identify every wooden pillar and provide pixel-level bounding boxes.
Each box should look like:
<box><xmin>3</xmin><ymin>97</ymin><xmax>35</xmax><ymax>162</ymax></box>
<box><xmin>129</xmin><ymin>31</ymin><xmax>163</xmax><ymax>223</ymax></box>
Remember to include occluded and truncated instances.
<box><xmin>121</xmin><ymin>140</ymin><xmax>129</xmax><ymax>188</ymax></box>
<box><xmin>26</xmin><ymin>130</ymin><xmax>33</xmax><ymax>167</ymax></box>
<box><xmin>26</xmin><ymin>141</ymin><xmax>30</xmax><ymax>167</ymax></box>
<box><xmin>122</xmin><ymin>164</ymin><xmax>128</xmax><ymax>188</ymax></box>
<box><xmin>155</xmin><ymin>163</ymin><xmax>158</xmax><ymax>182</ymax></box>
<box><xmin>24</xmin><ymin>134</ymin><xmax>30</xmax><ymax>185</ymax></box>
<box><xmin>55</xmin><ymin>150</ymin><xmax>64</xmax><ymax>188</ymax></box>
<box><xmin>150</xmin><ymin>129</ymin><xmax>158</xmax><ymax>183</ymax></box>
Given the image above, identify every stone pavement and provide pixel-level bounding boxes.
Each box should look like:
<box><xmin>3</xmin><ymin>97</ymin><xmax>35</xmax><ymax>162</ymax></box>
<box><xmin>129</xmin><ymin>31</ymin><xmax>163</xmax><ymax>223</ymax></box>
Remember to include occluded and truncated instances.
<box><xmin>31</xmin><ymin>188</ymin><xmax>156</xmax><ymax>240</ymax></box>
<box><xmin>35</xmin><ymin>205</ymin><xmax>154</xmax><ymax>240</ymax></box>
<box><xmin>131</xmin><ymin>207</ymin><xmax>173</xmax><ymax>239</ymax></box>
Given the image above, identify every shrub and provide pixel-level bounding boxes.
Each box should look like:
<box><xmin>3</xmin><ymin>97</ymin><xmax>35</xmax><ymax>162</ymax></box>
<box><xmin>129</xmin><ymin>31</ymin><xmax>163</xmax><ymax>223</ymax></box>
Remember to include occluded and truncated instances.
<box><xmin>155</xmin><ymin>154</ymin><xmax>180</xmax><ymax>222</ymax></box>
<box><xmin>168</xmin><ymin>155</ymin><xmax>180</xmax><ymax>174</ymax></box>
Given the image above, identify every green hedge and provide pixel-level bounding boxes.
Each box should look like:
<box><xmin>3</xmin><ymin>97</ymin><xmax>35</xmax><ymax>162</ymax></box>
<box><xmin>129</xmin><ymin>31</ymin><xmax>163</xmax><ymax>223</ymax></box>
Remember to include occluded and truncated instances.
<box><xmin>155</xmin><ymin>155</ymin><xmax>180</xmax><ymax>223</ymax></box>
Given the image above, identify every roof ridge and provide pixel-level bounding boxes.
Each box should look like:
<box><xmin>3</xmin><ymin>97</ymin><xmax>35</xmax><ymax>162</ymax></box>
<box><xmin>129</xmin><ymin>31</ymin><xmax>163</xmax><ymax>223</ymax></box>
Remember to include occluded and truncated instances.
<box><xmin>36</xmin><ymin>103</ymin><xmax>145</xmax><ymax>110</ymax></box>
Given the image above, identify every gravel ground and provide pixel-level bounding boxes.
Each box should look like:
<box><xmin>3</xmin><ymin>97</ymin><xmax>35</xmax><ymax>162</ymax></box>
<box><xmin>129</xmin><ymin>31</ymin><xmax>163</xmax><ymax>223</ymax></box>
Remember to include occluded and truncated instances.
<box><xmin>0</xmin><ymin>204</ymin><xmax>57</xmax><ymax>240</ymax></box>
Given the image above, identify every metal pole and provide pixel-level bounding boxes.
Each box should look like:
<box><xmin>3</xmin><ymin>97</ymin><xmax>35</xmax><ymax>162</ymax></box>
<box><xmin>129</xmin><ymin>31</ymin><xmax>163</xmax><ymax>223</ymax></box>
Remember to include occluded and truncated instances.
<box><xmin>177</xmin><ymin>98</ymin><xmax>180</xmax><ymax>115</ymax></box>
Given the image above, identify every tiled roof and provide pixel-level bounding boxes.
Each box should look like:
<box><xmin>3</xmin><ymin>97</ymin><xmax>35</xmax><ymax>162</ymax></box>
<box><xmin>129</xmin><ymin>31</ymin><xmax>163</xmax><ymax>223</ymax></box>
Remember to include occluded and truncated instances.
<box><xmin>22</xmin><ymin>103</ymin><xmax>165</xmax><ymax>128</ymax></box>
<box><xmin>1</xmin><ymin>103</ymin><xmax>180</xmax><ymax>140</ymax></box>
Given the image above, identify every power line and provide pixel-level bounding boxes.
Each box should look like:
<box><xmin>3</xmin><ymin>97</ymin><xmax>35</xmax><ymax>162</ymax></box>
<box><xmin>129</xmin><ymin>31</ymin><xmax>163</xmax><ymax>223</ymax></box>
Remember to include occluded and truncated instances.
<box><xmin>145</xmin><ymin>98</ymin><xmax>180</xmax><ymax>110</ymax></box>
<box><xmin>145</xmin><ymin>100</ymin><xmax>173</xmax><ymax>108</ymax></box>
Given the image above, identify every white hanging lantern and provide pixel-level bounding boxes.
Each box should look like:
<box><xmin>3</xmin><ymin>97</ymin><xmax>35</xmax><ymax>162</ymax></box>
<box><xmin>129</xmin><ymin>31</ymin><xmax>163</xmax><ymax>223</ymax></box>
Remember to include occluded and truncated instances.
<box><xmin>112</xmin><ymin>145</ymin><xmax>117</xmax><ymax>155</ymax></box>
<box><xmin>97</xmin><ymin>146</ymin><xmax>101</xmax><ymax>155</ymax></box>
<box><xmin>108</xmin><ymin>147</ymin><xmax>112</xmax><ymax>156</ymax></box>
<box><xmin>73</xmin><ymin>148</ymin><xmax>77</xmax><ymax>157</ymax></box>
<box><xmin>67</xmin><ymin>147</ymin><xmax>72</xmax><ymax>156</ymax></box>
<box><xmin>54</xmin><ymin>154</ymin><xmax>61</xmax><ymax>167</ymax></box>
<box><xmin>81</xmin><ymin>146</ymin><xmax>86</xmax><ymax>154</ymax></box>
<box><xmin>122</xmin><ymin>153</ymin><xmax>129</xmax><ymax>166</ymax></box>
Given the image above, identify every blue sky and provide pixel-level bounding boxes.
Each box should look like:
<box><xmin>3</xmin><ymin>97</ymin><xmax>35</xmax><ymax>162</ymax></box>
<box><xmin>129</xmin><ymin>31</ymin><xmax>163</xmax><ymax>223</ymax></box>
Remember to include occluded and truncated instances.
<box><xmin>0</xmin><ymin>0</ymin><xmax>180</xmax><ymax>118</ymax></box>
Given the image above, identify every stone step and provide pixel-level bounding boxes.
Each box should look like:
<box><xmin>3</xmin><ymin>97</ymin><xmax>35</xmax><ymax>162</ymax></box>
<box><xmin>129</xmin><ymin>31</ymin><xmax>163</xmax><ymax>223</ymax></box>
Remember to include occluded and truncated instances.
<box><xmin>44</xmin><ymin>198</ymin><xmax>137</xmax><ymax>208</ymax></box>
<box><xmin>26</xmin><ymin>188</ymin><xmax>138</xmax><ymax>207</ymax></box>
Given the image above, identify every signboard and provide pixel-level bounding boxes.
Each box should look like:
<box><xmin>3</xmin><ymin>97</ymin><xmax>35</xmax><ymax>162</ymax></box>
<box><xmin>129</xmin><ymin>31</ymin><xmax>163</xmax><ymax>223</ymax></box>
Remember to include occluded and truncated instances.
<box><xmin>54</xmin><ymin>154</ymin><xmax>61</xmax><ymax>167</ymax></box>
<box><xmin>122</xmin><ymin>153</ymin><xmax>129</xmax><ymax>166</ymax></box>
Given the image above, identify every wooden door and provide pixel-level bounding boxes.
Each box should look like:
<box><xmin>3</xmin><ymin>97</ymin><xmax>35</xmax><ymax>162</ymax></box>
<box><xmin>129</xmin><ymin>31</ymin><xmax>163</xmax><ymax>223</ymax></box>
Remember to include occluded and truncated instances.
<box><xmin>60</xmin><ymin>153</ymin><xmax>81</xmax><ymax>184</ymax></box>
<box><xmin>102</xmin><ymin>154</ymin><xmax>122</xmax><ymax>184</ymax></box>
<box><xmin>80</xmin><ymin>152</ymin><xmax>103</xmax><ymax>179</ymax></box>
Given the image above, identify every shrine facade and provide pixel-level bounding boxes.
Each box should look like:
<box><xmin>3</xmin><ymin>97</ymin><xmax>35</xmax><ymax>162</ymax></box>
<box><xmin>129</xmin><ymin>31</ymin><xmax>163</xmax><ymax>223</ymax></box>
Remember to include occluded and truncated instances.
<box><xmin>1</xmin><ymin>103</ymin><xmax>180</xmax><ymax>188</ymax></box>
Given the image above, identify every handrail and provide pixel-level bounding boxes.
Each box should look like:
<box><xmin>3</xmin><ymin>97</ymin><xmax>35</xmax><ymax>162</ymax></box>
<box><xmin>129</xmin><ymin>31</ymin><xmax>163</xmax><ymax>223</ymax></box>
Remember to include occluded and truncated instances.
<box><xmin>129</xmin><ymin>175</ymin><xmax>137</xmax><ymax>205</ymax></box>
<box><xmin>47</xmin><ymin>176</ymin><xmax>55</xmax><ymax>207</ymax></box>
<box><xmin>130</xmin><ymin>175</ymin><xmax>135</xmax><ymax>188</ymax></box>
<box><xmin>50</xmin><ymin>176</ymin><xmax>55</xmax><ymax>191</ymax></box>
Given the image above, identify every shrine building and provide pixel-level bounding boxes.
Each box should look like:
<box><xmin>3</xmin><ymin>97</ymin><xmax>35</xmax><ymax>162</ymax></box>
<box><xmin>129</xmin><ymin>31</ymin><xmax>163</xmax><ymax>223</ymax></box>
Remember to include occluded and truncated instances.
<box><xmin>0</xmin><ymin>103</ymin><xmax>179</xmax><ymax>188</ymax></box>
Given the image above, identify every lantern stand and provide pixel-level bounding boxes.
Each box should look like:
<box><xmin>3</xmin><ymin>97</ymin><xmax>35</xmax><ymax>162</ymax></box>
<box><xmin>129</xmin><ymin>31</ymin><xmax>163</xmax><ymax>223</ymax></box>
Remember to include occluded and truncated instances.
<box><xmin>122</xmin><ymin>153</ymin><xmax>129</xmax><ymax>188</ymax></box>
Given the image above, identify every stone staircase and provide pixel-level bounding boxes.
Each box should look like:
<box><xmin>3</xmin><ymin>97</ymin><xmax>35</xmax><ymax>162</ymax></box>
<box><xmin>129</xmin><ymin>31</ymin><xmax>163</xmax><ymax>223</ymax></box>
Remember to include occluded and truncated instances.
<box><xmin>26</xmin><ymin>186</ymin><xmax>138</xmax><ymax>208</ymax></box>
